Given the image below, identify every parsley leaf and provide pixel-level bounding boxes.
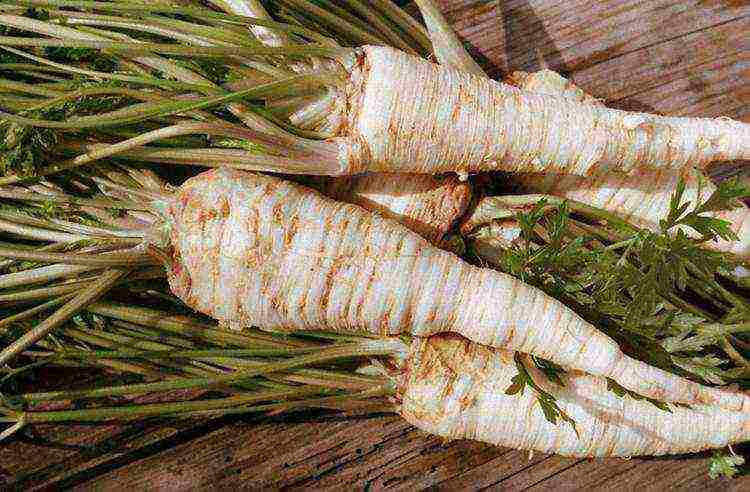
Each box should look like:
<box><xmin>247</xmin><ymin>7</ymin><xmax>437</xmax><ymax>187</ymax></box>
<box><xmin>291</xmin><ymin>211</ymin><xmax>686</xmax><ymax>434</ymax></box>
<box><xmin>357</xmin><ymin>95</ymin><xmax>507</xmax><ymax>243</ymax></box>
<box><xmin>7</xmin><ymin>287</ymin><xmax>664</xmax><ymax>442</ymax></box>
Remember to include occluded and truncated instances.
<box><xmin>505</xmin><ymin>353</ymin><xmax>578</xmax><ymax>436</ymax></box>
<box><xmin>708</xmin><ymin>450</ymin><xmax>745</xmax><ymax>479</ymax></box>
<box><xmin>474</xmin><ymin>174</ymin><xmax>750</xmax><ymax>405</ymax></box>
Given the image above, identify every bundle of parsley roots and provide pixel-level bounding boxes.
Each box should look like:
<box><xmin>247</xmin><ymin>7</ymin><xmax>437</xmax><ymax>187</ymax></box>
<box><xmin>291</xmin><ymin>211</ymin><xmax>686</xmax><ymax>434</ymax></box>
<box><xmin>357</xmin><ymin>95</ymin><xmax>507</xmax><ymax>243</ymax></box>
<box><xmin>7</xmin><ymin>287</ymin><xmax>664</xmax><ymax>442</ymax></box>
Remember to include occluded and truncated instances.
<box><xmin>0</xmin><ymin>0</ymin><xmax>749</xmax><ymax>480</ymax></box>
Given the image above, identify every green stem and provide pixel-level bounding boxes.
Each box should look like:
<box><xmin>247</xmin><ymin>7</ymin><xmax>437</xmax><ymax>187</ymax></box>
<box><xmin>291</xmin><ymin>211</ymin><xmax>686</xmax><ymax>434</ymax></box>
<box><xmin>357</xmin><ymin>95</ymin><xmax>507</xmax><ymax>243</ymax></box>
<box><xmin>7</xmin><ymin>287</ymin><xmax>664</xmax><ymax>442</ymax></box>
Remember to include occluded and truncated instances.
<box><xmin>0</xmin><ymin>294</ymin><xmax>75</xmax><ymax>332</ymax></box>
<box><xmin>182</xmin><ymin>385</ymin><xmax>393</xmax><ymax>418</ymax></box>
<box><xmin>15</xmin><ymin>70</ymin><xmax>68</xmax><ymax>83</ymax></box>
<box><xmin>0</xmin><ymin>262</ymin><xmax>97</xmax><ymax>290</ymax></box>
<box><xmin>88</xmin><ymin>318</ymin><xmax>384</xmax><ymax>392</ymax></box>
<box><xmin>86</xmin><ymin>302</ymin><xmax>306</xmax><ymax>349</ymax></box>
<box><xmin>0</xmin><ymin>71</ymin><xmax>339</xmax><ymax>130</ymax></box>
<box><xmin>58</xmin><ymin>10</ymin><xmax>263</xmax><ymax>48</ymax></box>
<box><xmin>72</xmin><ymin>121</ymin><xmax>312</xmax><ymax>162</ymax></box>
<box><xmin>275</xmin><ymin>0</ymin><xmax>385</xmax><ymax>46</ymax></box>
<box><xmin>103</xmin><ymin>319</ymin><xmax>382</xmax><ymax>391</ymax></box>
<box><xmin>17</xmin><ymin>339</ymin><xmax>403</xmax><ymax>403</ymax></box>
<box><xmin>0</xmin><ymin>418</ymin><xmax>25</xmax><ymax>441</ymax></box>
<box><xmin>0</xmin><ymin>78</ymin><xmax>63</xmax><ymax>97</ymax></box>
<box><xmin>0</xmin><ymin>210</ymin><xmax>132</xmax><ymax>242</ymax></box>
<box><xmin>52</xmin><ymin>346</ymin><xmax>341</xmax><ymax>360</ymax></box>
<box><xmin>281</xmin><ymin>368</ymin><xmax>387</xmax><ymax>392</ymax></box>
<box><xmin>369</xmin><ymin>0</ymin><xmax>431</xmax><ymax>54</ymax></box>
<box><xmin>664</xmin><ymin>292</ymin><xmax>717</xmax><ymax>321</ymax></box>
<box><xmin>699</xmin><ymin>322</ymin><xmax>750</xmax><ymax>337</ymax></box>
<box><xmin>0</xmin><ymin>217</ymin><xmax>85</xmax><ymax>243</ymax></box>
<box><xmin>340</xmin><ymin>0</ymin><xmax>417</xmax><ymax>54</ymax></box>
<box><xmin>0</xmin><ymin>189</ymin><xmax>149</xmax><ymax>212</ymax></box>
<box><xmin>0</xmin><ymin>35</ymin><xmax>347</xmax><ymax>57</ymax></box>
<box><xmin>0</xmin><ymin>248</ymin><xmax>155</xmax><ymax>267</ymax></box>
<box><xmin>0</xmin><ymin>46</ymin><xmax>204</xmax><ymax>91</ymax></box>
<box><xmin>65</xmin><ymin>145</ymin><xmax>341</xmax><ymax>176</ymax></box>
<box><xmin>0</xmin><ymin>268</ymin><xmax>130</xmax><ymax>366</ymax></box>
<box><xmin>414</xmin><ymin>0</ymin><xmax>485</xmax><ymax>75</ymax></box>
<box><xmin>0</xmin><ymin>279</ymin><xmax>95</xmax><ymax>304</ymax></box>
<box><xmin>0</xmin><ymin>268</ymin><xmax>164</xmax><ymax>304</ymax></box>
<box><xmin>64</xmin><ymin>326</ymin><xmax>236</xmax><ymax>380</ymax></box>
<box><xmin>464</xmin><ymin>194</ymin><xmax>641</xmax><ymax>236</ymax></box>
<box><xmin>685</xmin><ymin>260</ymin><xmax>750</xmax><ymax>311</ymax></box>
<box><xmin>3</xmin><ymin>386</ymin><xmax>331</xmax><ymax>424</ymax></box>
<box><xmin>13</xmin><ymin>0</ymin><xmax>338</xmax><ymax>45</ymax></box>
<box><xmin>719</xmin><ymin>337</ymin><xmax>750</xmax><ymax>369</ymax></box>
<box><xmin>603</xmin><ymin>238</ymin><xmax>636</xmax><ymax>252</ymax></box>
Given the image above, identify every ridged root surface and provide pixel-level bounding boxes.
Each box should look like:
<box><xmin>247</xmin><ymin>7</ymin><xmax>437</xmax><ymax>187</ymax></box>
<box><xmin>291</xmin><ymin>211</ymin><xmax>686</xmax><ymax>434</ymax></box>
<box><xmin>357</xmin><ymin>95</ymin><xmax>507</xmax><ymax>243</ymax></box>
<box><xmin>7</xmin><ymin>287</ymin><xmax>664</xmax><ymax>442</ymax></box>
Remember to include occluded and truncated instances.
<box><xmin>502</xmin><ymin>69</ymin><xmax>750</xmax><ymax>259</ymax></box>
<box><xmin>338</xmin><ymin>46</ymin><xmax>750</xmax><ymax>177</ymax></box>
<box><xmin>319</xmin><ymin>173</ymin><xmax>471</xmax><ymax>244</ymax></box>
<box><xmin>162</xmin><ymin>168</ymin><xmax>750</xmax><ymax>412</ymax></box>
<box><xmin>399</xmin><ymin>334</ymin><xmax>750</xmax><ymax>457</ymax></box>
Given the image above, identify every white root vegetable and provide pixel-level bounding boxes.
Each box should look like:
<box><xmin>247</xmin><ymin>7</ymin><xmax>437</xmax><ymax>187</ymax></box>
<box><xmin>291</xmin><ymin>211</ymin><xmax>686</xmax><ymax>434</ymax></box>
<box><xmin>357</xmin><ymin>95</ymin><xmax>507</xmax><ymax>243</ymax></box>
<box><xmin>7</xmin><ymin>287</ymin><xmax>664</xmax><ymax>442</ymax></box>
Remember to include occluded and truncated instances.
<box><xmin>316</xmin><ymin>0</ymin><xmax>482</xmax><ymax>244</ymax></box>
<box><xmin>2</xmin><ymin>16</ymin><xmax>748</xmax><ymax>182</ymax></box>
<box><xmin>513</xmin><ymin>169</ymin><xmax>750</xmax><ymax>259</ymax></box>
<box><xmin>157</xmin><ymin>168</ymin><xmax>749</xmax><ymax>412</ymax></box>
<box><xmin>503</xmin><ymin>70</ymin><xmax>750</xmax><ymax>259</ymax></box>
<box><xmin>503</xmin><ymin>69</ymin><xmax>601</xmax><ymax>106</ymax></box>
<box><xmin>399</xmin><ymin>334</ymin><xmax>750</xmax><ymax>457</ymax></box>
<box><xmin>330</xmin><ymin>46</ymin><xmax>749</xmax><ymax>177</ymax></box>
<box><xmin>317</xmin><ymin>1</ymin><xmax>475</xmax><ymax>246</ymax></box>
<box><xmin>318</xmin><ymin>174</ymin><xmax>471</xmax><ymax>244</ymax></box>
<box><xmin>212</xmin><ymin>0</ymin><xmax>472</xmax><ymax>245</ymax></box>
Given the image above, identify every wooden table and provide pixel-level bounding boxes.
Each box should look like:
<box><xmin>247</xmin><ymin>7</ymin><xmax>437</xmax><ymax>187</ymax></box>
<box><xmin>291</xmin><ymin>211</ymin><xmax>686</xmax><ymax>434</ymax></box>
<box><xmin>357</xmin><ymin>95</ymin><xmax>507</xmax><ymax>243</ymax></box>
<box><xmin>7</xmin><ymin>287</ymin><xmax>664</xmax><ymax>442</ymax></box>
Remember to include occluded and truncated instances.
<box><xmin>2</xmin><ymin>1</ymin><xmax>749</xmax><ymax>490</ymax></box>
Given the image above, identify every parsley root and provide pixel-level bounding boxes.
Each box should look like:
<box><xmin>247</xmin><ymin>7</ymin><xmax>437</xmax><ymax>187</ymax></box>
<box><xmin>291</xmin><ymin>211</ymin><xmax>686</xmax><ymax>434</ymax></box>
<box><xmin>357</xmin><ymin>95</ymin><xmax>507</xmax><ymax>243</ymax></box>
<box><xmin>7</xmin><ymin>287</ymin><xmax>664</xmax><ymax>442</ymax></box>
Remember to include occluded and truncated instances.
<box><xmin>331</xmin><ymin>46</ymin><xmax>749</xmax><ymax>177</ymax></box>
<box><xmin>318</xmin><ymin>174</ymin><xmax>471</xmax><ymax>244</ymax></box>
<box><xmin>210</xmin><ymin>0</ymin><xmax>471</xmax><ymax>246</ymax></box>
<box><xmin>504</xmin><ymin>70</ymin><xmax>750</xmax><ymax>259</ymax></box>
<box><xmin>504</xmin><ymin>69</ymin><xmax>601</xmax><ymax>106</ymax></box>
<box><xmin>512</xmin><ymin>170</ymin><xmax>750</xmax><ymax>259</ymax></box>
<box><xmin>400</xmin><ymin>334</ymin><xmax>750</xmax><ymax>457</ymax></box>
<box><xmin>159</xmin><ymin>168</ymin><xmax>749</xmax><ymax>411</ymax></box>
<box><xmin>2</xmin><ymin>26</ymin><xmax>748</xmax><ymax>180</ymax></box>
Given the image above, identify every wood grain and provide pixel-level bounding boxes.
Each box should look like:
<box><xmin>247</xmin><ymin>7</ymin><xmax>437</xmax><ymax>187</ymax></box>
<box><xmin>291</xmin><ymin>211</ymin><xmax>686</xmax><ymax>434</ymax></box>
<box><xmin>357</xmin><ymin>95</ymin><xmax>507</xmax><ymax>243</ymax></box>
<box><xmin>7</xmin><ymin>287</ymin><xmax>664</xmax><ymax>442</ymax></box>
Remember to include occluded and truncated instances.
<box><xmin>2</xmin><ymin>1</ymin><xmax>750</xmax><ymax>490</ymax></box>
<box><xmin>413</xmin><ymin>0</ymin><xmax>749</xmax><ymax>118</ymax></box>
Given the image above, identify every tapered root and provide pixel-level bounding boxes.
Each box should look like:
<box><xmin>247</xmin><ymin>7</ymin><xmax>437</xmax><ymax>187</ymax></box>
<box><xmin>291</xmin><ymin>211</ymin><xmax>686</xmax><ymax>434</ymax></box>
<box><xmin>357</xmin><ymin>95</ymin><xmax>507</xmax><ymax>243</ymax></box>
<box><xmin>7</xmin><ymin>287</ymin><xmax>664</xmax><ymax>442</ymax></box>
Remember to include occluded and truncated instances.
<box><xmin>504</xmin><ymin>69</ymin><xmax>602</xmax><ymax>106</ymax></box>
<box><xmin>317</xmin><ymin>0</ymin><xmax>475</xmax><ymax>247</ymax></box>
<box><xmin>338</xmin><ymin>46</ymin><xmax>750</xmax><ymax>177</ymax></box>
<box><xmin>500</xmin><ymin>69</ymin><xmax>750</xmax><ymax>259</ymax></box>
<box><xmin>317</xmin><ymin>173</ymin><xmax>471</xmax><ymax>244</ymax></box>
<box><xmin>399</xmin><ymin>335</ymin><xmax>750</xmax><ymax>457</ymax></box>
<box><xmin>163</xmin><ymin>169</ymin><xmax>749</xmax><ymax>413</ymax></box>
<box><xmin>442</xmin><ymin>262</ymin><xmax>750</xmax><ymax>412</ymax></box>
<box><xmin>511</xmin><ymin>170</ymin><xmax>750</xmax><ymax>259</ymax></box>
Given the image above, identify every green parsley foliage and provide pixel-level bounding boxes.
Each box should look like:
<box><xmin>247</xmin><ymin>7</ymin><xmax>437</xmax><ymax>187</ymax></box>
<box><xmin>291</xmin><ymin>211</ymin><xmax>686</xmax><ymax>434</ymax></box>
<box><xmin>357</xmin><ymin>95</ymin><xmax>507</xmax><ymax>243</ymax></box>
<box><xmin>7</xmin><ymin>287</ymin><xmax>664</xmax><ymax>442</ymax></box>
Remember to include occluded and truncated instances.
<box><xmin>661</xmin><ymin>175</ymin><xmax>750</xmax><ymax>242</ymax></box>
<box><xmin>0</xmin><ymin>123</ymin><xmax>58</xmax><ymax>178</ymax></box>
<box><xmin>478</xmin><ymin>175</ymin><xmax>750</xmax><ymax>417</ymax></box>
<box><xmin>505</xmin><ymin>353</ymin><xmax>578</xmax><ymax>435</ymax></box>
<box><xmin>605</xmin><ymin>378</ymin><xmax>672</xmax><ymax>412</ymax></box>
<box><xmin>708</xmin><ymin>450</ymin><xmax>745</xmax><ymax>479</ymax></box>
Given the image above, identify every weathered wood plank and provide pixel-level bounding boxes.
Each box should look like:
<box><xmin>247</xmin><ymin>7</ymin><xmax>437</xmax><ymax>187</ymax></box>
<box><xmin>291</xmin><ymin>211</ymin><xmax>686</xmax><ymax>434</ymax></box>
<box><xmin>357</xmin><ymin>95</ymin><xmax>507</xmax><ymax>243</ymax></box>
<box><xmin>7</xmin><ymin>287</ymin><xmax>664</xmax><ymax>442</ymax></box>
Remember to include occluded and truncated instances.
<box><xmin>65</xmin><ymin>417</ymin><xmax>510</xmax><ymax>490</ymax></box>
<box><xmin>62</xmin><ymin>416</ymin><xmax>414</xmax><ymax>490</ymax></box>
<box><xmin>590</xmin><ymin>455</ymin><xmax>737</xmax><ymax>491</ymax></box>
<box><xmin>484</xmin><ymin>455</ymin><xmax>586</xmax><ymax>490</ymax></box>
<box><xmin>524</xmin><ymin>457</ymin><xmax>643</xmax><ymax>491</ymax></box>
<box><xmin>41</xmin><ymin>418</ymin><xmax>747</xmax><ymax>491</ymax></box>
<box><xmin>487</xmin><ymin>0</ymin><xmax>748</xmax><ymax>75</ymax></box>
<box><xmin>2</xmin><ymin>419</ymin><xmax>221</xmax><ymax>491</ymax></box>
<box><xmin>572</xmin><ymin>16</ymin><xmax>749</xmax><ymax>118</ymax></box>
<box><xmin>406</xmin><ymin>1</ymin><xmax>748</xmax><ymax>120</ymax></box>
